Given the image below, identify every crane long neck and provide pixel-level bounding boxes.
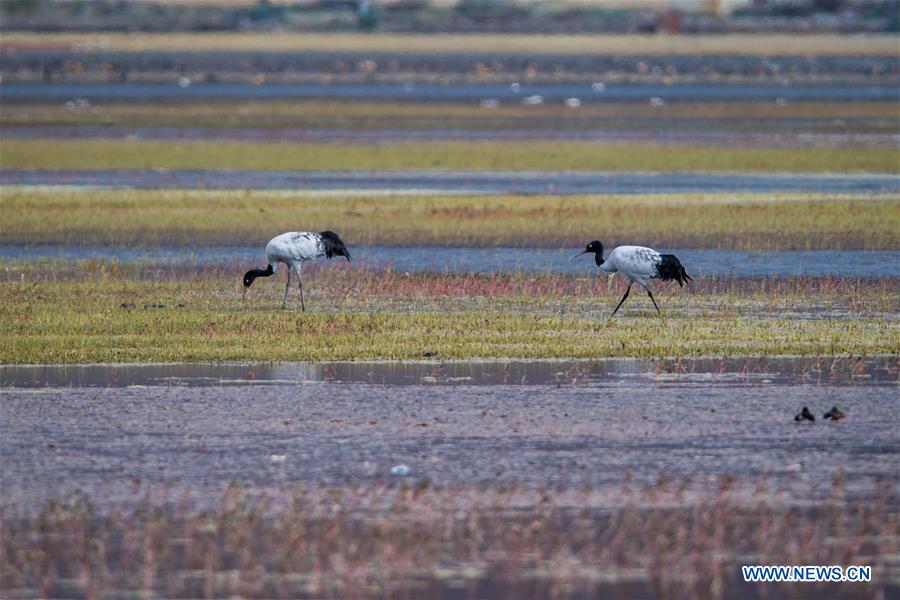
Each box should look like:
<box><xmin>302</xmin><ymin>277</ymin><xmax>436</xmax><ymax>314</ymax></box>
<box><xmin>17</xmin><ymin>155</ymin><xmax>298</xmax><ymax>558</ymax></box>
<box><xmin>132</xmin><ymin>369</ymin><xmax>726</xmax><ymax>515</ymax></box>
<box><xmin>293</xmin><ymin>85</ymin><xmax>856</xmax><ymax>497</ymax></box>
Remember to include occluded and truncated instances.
<box><xmin>252</xmin><ymin>265</ymin><xmax>274</xmax><ymax>278</ymax></box>
<box><xmin>244</xmin><ymin>264</ymin><xmax>274</xmax><ymax>287</ymax></box>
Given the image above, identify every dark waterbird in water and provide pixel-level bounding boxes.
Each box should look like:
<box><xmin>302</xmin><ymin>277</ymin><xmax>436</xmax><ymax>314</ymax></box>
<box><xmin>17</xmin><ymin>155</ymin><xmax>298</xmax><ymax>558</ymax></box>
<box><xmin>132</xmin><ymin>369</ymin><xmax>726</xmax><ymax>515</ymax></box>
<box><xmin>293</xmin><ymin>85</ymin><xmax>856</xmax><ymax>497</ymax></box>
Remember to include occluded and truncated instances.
<box><xmin>794</xmin><ymin>406</ymin><xmax>816</xmax><ymax>422</ymax></box>
<box><xmin>243</xmin><ymin>231</ymin><xmax>351</xmax><ymax>311</ymax></box>
<box><xmin>824</xmin><ymin>406</ymin><xmax>846</xmax><ymax>421</ymax></box>
<box><xmin>576</xmin><ymin>241</ymin><xmax>692</xmax><ymax>316</ymax></box>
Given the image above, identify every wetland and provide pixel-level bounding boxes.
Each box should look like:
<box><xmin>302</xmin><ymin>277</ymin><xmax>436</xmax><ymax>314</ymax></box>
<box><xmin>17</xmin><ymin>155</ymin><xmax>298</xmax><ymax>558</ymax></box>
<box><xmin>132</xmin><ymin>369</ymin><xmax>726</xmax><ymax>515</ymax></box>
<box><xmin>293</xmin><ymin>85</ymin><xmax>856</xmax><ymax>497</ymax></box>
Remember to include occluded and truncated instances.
<box><xmin>1</xmin><ymin>30</ymin><xmax>898</xmax><ymax>600</ymax></box>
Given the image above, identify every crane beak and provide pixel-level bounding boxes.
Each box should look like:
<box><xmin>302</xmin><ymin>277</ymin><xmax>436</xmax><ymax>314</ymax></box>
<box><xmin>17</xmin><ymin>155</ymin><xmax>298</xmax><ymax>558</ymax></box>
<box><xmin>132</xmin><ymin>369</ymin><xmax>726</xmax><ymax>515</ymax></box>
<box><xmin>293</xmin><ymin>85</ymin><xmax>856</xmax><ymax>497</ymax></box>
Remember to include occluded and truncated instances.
<box><xmin>574</xmin><ymin>250</ymin><xmax>588</xmax><ymax>258</ymax></box>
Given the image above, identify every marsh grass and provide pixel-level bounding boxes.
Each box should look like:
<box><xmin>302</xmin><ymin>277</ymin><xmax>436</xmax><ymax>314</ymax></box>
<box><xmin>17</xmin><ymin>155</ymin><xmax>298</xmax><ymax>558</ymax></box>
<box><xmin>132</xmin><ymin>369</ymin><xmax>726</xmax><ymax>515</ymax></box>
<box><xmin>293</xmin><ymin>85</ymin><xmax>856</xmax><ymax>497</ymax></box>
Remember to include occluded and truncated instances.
<box><xmin>4</xmin><ymin>32</ymin><xmax>897</xmax><ymax>56</ymax></box>
<box><xmin>3</xmin><ymin>139</ymin><xmax>896</xmax><ymax>173</ymax></box>
<box><xmin>2</xmin><ymin>266</ymin><xmax>896</xmax><ymax>363</ymax></box>
<box><xmin>4</xmin><ymin>259</ymin><xmax>897</xmax><ymax>300</ymax></box>
<box><xmin>4</xmin><ymin>100</ymin><xmax>897</xmax><ymax>131</ymax></box>
<box><xmin>2</xmin><ymin>479</ymin><xmax>896</xmax><ymax>599</ymax></box>
<box><xmin>3</xmin><ymin>190</ymin><xmax>897</xmax><ymax>250</ymax></box>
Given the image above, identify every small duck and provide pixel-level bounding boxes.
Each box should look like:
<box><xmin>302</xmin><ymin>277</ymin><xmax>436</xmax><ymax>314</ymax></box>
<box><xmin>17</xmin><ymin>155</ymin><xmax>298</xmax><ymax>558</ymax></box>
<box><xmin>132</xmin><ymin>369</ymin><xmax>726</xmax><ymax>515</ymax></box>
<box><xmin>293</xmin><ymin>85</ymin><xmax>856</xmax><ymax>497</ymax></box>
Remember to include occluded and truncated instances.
<box><xmin>794</xmin><ymin>406</ymin><xmax>815</xmax><ymax>422</ymax></box>
<box><xmin>823</xmin><ymin>406</ymin><xmax>846</xmax><ymax>421</ymax></box>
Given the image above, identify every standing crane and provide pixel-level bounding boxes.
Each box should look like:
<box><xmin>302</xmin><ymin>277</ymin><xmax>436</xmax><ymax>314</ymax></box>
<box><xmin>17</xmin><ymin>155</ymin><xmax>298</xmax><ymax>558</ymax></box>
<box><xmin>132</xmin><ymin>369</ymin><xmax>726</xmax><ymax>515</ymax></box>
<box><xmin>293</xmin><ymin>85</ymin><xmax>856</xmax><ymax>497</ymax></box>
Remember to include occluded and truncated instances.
<box><xmin>576</xmin><ymin>240</ymin><xmax>692</xmax><ymax>316</ymax></box>
<box><xmin>243</xmin><ymin>231</ymin><xmax>351</xmax><ymax>311</ymax></box>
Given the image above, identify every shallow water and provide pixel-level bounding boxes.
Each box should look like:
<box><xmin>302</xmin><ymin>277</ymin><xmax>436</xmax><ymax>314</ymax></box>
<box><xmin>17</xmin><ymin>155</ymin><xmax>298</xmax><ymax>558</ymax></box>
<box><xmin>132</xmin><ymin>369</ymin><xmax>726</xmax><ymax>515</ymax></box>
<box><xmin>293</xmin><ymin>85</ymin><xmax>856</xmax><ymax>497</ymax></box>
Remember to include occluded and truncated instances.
<box><xmin>4</xmin><ymin>169</ymin><xmax>899</xmax><ymax>195</ymax></box>
<box><xmin>1</xmin><ymin>358</ymin><xmax>897</xmax><ymax>507</ymax></box>
<box><xmin>2</xmin><ymin>357</ymin><xmax>896</xmax><ymax>388</ymax></box>
<box><xmin>4</xmin><ymin>49</ymin><xmax>894</xmax><ymax>80</ymax></box>
<box><xmin>3</xmin><ymin>81</ymin><xmax>899</xmax><ymax>102</ymax></box>
<box><xmin>3</xmin><ymin>245</ymin><xmax>899</xmax><ymax>277</ymax></box>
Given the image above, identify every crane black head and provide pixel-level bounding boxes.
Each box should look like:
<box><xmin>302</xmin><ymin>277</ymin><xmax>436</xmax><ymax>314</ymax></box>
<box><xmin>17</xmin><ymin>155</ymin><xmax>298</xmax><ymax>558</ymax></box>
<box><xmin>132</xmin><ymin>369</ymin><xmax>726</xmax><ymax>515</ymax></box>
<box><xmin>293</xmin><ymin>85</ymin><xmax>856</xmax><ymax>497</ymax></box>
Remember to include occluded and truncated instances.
<box><xmin>575</xmin><ymin>240</ymin><xmax>604</xmax><ymax>264</ymax></box>
<box><xmin>243</xmin><ymin>264</ymin><xmax>274</xmax><ymax>288</ymax></box>
<box><xmin>319</xmin><ymin>231</ymin><xmax>351</xmax><ymax>262</ymax></box>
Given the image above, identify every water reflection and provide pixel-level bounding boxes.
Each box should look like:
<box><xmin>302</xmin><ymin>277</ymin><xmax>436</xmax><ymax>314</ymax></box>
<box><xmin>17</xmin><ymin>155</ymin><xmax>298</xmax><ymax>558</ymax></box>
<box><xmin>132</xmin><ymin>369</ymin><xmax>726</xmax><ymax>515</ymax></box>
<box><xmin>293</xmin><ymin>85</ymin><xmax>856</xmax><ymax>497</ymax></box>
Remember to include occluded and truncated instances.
<box><xmin>3</xmin><ymin>81</ymin><xmax>899</xmax><ymax>103</ymax></box>
<box><xmin>2</xmin><ymin>357</ymin><xmax>895</xmax><ymax>388</ymax></box>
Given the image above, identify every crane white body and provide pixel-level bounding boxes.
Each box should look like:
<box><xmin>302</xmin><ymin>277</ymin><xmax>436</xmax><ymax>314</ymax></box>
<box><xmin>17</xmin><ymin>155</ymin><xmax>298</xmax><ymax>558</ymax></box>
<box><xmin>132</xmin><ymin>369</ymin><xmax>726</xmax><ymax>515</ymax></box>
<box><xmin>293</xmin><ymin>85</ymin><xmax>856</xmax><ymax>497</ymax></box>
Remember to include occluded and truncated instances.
<box><xmin>596</xmin><ymin>245</ymin><xmax>664</xmax><ymax>284</ymax></box>
<box><xmin>265</xmin><ymin>232</ymin><xmax>329</xmax><ymax>270</ymax></box>
<box><xmin>577</xmin><ymin>241</ymin><xmax>692</xmax><ymax>316</ymax></box>
<box><xmin>243</xmin><ymin>231</ymin><xmax>351</xmax><ymax>310</ymax></box>
<box><xmin>266</xmin><ymin>232</ymin><xmax>327</xmax><ymax>310</ymax></box>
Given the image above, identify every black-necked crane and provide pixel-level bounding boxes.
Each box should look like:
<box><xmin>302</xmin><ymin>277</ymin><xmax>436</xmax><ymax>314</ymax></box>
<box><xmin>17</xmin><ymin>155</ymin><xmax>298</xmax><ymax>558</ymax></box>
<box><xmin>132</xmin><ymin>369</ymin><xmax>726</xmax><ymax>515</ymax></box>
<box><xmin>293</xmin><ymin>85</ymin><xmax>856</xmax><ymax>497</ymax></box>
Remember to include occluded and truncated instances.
<box><xmin>576</xmin><ymin>241</ymin><xmax>692</xmax><ymax>316</ymax></box>
<box><xmin>243</xmin><ymin>231</ymin><xmax>351</xmax><ymax>311</ymax></box>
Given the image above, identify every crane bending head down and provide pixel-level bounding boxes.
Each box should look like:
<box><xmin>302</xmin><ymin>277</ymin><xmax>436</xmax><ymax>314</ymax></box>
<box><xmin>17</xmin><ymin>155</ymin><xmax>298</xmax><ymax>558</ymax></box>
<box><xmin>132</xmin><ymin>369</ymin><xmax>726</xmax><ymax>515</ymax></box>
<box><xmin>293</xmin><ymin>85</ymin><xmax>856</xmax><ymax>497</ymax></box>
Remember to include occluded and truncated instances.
<box><xmin>242</xmin><ymin>230</ymin><xmax>351</xmax><ymax>311</ymax></box>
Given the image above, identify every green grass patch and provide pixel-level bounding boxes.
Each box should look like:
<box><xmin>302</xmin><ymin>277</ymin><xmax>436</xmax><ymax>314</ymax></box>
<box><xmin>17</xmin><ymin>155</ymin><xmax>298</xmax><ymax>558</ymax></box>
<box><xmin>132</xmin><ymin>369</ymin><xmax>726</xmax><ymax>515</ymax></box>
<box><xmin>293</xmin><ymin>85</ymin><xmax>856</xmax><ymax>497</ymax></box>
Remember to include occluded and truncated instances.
<box><xmin>2</xmin><ymin>272</ymin><xmax>896</xmax><ymax>363</ymax></box>
<box><xmin>5</xmin><ymin>32</ymin><xmax>897</xmax><ymax>56</ymax></box>
<box><xmin>2</xmin><ymin>139</ymin><xmax>897</xmax><ymax>173</ymax></box>
<box><xmin>4</xmin><ymin>100</ymin><xmax>897</xmax><ymax>131</ymax></box>
<box><xmin>2</xmin><ymin>189</ymin><xmax>897</xmax><ymax>250</ymax></box>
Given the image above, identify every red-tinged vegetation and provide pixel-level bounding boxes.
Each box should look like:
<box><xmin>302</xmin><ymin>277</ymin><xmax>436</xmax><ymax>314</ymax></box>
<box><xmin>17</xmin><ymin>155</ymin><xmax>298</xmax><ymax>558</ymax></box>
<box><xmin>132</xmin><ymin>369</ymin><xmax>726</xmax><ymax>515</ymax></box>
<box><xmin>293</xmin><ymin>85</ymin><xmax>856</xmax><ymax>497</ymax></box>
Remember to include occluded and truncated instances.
<box><xmin>3</xmin><ymin>260</ymin><xmax>897</xmax><ymax>302</ymax></box>
<box><xmin>1</xmin><ymin>478</ymin><xmax>896</xmax><ymax>599</ymax></box>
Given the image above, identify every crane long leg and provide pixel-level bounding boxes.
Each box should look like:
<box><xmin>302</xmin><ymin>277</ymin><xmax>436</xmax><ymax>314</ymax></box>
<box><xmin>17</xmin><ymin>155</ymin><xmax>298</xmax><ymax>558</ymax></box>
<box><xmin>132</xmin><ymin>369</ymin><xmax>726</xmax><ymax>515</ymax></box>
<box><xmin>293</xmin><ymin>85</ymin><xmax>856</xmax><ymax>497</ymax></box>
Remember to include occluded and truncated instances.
<box><xmin>283</xmin><ymin>269</ymin><xmax>291</xmax><ymax>309</ymax></box>
<box><xmin>611</xmin><ymin>282</ymin><xmax>632</xmax><ymax>317</ymax></box>
<box><xmin>646</xmin><ymin>288</ymin><xmax>661</xmax><ymax>314</ymax></box>
<box><xmin>296</xmin><ymin>266</ymin><xmax>305</xmax><ymax>312</ymax></box>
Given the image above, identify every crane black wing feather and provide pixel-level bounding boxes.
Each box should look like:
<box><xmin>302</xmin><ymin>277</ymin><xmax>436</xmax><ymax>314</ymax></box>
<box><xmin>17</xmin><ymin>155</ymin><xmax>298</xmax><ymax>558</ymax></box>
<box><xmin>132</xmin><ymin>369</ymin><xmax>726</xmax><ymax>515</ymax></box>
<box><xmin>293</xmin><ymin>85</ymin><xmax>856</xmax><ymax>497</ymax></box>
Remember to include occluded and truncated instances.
<box><xmin>318</xmin><ymin>231</ymin><xmax>351</xmax><ymax>261</ymax></box>
<box><xmin>656</xmin><ymin>254</ymin><xmax>693</xmax><ymax>287</ymax></box>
